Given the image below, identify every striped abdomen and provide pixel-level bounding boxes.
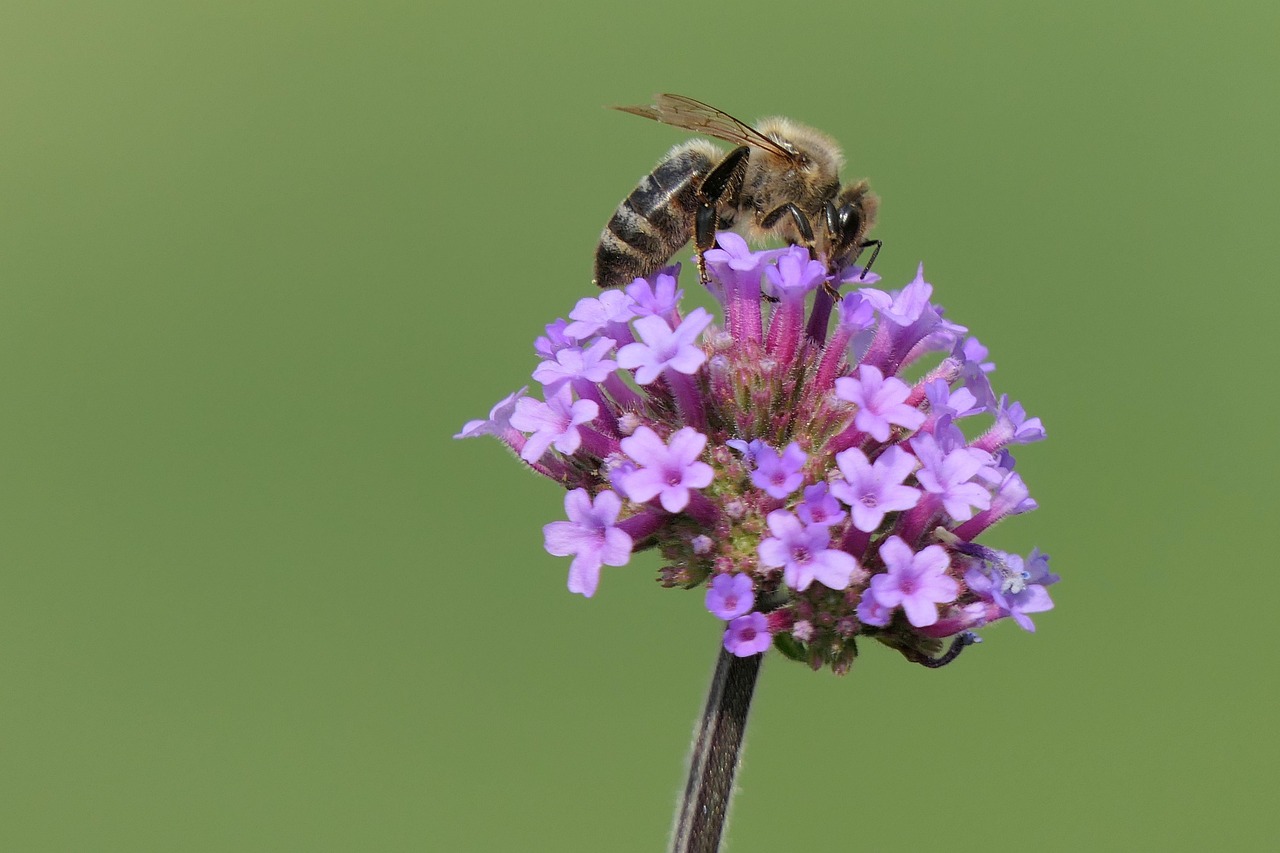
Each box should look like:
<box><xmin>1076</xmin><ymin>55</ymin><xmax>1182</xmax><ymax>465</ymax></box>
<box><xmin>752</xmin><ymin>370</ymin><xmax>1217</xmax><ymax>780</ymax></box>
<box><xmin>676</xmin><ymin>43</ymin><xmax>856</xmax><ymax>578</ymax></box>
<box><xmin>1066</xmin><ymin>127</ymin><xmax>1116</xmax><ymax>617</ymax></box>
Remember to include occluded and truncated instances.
<box><xmin>593</xmin><ymin>141</ymin><xmax>721</xmax><ymax>289</ymax></box>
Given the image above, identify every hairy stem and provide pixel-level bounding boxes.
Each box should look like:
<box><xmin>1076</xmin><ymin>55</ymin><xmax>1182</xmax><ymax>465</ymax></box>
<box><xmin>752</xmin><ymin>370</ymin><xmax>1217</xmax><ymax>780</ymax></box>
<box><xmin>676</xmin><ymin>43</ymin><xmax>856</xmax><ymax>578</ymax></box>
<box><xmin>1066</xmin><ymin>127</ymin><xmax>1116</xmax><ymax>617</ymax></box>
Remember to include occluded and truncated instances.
<box><xmin>669</xmin><ymin>645</ymin><xmax>763</xmax><ymax>853</ymax></box>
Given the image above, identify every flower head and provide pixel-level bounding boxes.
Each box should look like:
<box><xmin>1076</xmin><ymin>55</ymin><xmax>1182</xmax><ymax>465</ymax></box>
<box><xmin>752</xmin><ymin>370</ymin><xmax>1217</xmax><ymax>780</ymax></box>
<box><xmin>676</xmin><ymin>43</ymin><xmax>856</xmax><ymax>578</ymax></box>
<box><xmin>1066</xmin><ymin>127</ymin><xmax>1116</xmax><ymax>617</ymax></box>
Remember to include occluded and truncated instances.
<box><xmin>458</xmin><ymin>239</ymin><xmax>1055</xmax><ymax>670</ymax></box>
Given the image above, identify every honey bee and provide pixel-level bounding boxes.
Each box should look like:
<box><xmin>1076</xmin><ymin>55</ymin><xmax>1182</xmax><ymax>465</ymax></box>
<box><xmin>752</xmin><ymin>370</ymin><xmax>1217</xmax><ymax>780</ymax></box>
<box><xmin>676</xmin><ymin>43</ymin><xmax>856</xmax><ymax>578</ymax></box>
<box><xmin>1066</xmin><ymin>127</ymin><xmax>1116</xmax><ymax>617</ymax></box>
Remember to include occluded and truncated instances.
<box><xmin>593</xmin><ymin>93</ymin><xmax>881</xmax><ymax>290</ymax></box>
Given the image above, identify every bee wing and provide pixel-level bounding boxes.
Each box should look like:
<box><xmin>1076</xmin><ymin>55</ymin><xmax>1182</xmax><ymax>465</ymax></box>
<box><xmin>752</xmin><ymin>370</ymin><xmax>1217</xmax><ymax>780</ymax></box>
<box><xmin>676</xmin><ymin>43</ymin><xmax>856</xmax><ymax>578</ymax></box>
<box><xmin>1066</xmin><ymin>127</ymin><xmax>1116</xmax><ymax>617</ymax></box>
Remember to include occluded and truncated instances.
<box><xmin>613</xmin><ymin>93</ymin><xmax>798</xmax><ymax>161</ymax></box>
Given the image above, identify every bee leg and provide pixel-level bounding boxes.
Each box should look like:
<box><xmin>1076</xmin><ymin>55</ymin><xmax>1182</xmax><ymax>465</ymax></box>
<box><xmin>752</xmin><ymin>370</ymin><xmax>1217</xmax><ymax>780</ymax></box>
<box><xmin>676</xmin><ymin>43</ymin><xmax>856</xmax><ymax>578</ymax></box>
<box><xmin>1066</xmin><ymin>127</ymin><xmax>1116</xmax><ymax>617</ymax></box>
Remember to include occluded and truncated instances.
<box><xmin>815</xmin><ymin>201</ymin><xmax>846</xmax><ymax>300</ymax></box>
<box><xmin>760</xmin><ymin>202</ymin><xmax>815</xmax><ymax>246</ymax></box>
<box><xmin>693</xmin><ymin>146</ymin><xmax>750</xmax><ymax>287</ymax></box>
<box><xmin>693</xmin><ymin>207</ymin><xmax>717</xmax><ymax>287</ymax></box>
<box><xmin>849</xmin><ymin>240</ymin><xmax>883</xmax><ymax>280</ymax></box>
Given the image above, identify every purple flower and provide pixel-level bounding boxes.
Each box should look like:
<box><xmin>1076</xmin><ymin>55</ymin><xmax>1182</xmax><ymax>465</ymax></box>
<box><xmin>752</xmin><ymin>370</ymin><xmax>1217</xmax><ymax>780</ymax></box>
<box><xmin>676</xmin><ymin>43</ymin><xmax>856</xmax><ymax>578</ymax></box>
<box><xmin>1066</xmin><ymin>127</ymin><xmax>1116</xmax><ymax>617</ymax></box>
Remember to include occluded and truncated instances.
<box><xmin>830</xmin><ymin>445</ymin><xmax>922</xmax><ymax>532</ymax></box>
<box><xmin>704</xmin><ymin>232</ymin><xmax>783</xmax><ymax>290</ymax></box>
<box><xmin>531</xmin><ymin>337</ymin><xmax>618</xmax><ymax>396</ymax></box>
<box><xmin>509</xmin><ymin>386</ymin><xmax>598</xmax><ymax>463</ymax></box>
<box><xmin>727</xmin><ymin>438</ymin><xmax>766</xmax><ymax>466</ymax></box>
<box><xmin>454</xmin><ymin>386</ymin><xmax>527</xmax><ymax>439</ymax></box>
<box><xmin>855</xmin><ymin>593</ymin><xmax>894</xmax><ymax>628</ymax></box>
<box><xmin>866</xmin><ymin>536</ymin><xmax>959</xmax><ymax>628</ymax></box>
<box><xmin>976</xmin><ymin>394</ymin><xmax>1046</xmax><ymax>449</ymax></box>
<box><xmin>563</xmin><ymin>290</ymin><xmax>636</xmax><ymax>340</ymax></box>
<box><xmin>706</xmin><ymin>574</ymin><xmax>754</xmax><ymax>620</ymax></box>
<box><xmin>758</xmin><ymin>510</ymin><xmax>861</xmax><ymax>592</ymax></box>
<box><xmin>858</xmin><ymin>265</ymin><xmax>967</xmax><ymax>373</ymax></box>
<box><xmin>964</xmin><ymin>548</ymin><xmax>1056</xmax><ymax>632</ymax></box>
<box><xmin>763</xmin><ymin>246</ymin><xmax>826</xmax><ymax>301</ymax></box>
<box><xmin>625</xmin><ymin>267</ymin><xmax>682</xmax><ymax>318</ymax></box>
<box><xmin>534</xmin><ymin>319</ymin><xmax>577</xmax><ymax>360</ymax></box>
<box><xmin>861</xmin><ymin>266</ymin><xmax>932</xmax><ymax>326</ymax></box>
<box><xmin>911</xmin><ymin>432</ymin><xmax>995</xmax><ymax>522</ymax></box>
<box><xmin>835</xmin><ymin>364</ymin><xmax>926</xmax><ymax>441</ymax></box>
<box><xmin>617</xmin><ymin>308</ymin><xmax>713</xmax><ymax>385</ymax></box>
<box><xmin>955</xmin><ymin>337</ymin><xmax>998</xmax><ymax>411</ymax></box>
<box><xmin>750</xmin><ymin>441</ymin><xmax>807</xmax><ymax>499</ymax></box>
<box><xmin>617</xmin><ymin>426</ymin><xmax>714</xmax><ymax>512</ymax></box>
<box><xmin>795</xmin><ymin>482</ymin><xmax>846</xmax><ymax>528</ymax></box>
<box><xmin>724</xmin><ymin>612</ymin><xmax>772</xmax><ymax>657</ymax></box>
<box><xmin>924</xmin><ymin>378</ymin><xmax>981</xmax><ymax>420</ymax></box>
<box><xmin>543</xmin><ymin>489</ymin><xmax>633</xmax><ymax>598</ymax></box>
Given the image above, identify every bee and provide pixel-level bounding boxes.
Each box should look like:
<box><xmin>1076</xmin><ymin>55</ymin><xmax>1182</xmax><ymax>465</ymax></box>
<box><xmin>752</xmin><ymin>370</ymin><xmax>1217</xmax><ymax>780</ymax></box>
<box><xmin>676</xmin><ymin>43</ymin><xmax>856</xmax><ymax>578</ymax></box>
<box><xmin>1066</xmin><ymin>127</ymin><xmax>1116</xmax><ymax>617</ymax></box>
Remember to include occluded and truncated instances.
<box><xmin>593</xmin><ymin>93</ymin><xmax>881</xmax><ymax>290</ymax></box>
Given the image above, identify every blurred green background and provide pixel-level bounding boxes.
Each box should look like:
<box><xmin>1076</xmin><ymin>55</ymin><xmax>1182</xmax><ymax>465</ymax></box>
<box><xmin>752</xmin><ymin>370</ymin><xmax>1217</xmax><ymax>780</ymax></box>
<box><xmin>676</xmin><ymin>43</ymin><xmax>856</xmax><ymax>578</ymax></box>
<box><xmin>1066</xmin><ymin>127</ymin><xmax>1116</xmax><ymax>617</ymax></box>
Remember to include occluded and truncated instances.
<box><xmin>1</xmin><ymin>1</ymin><xmax>1276</xmax><ymax>850</ymax></box>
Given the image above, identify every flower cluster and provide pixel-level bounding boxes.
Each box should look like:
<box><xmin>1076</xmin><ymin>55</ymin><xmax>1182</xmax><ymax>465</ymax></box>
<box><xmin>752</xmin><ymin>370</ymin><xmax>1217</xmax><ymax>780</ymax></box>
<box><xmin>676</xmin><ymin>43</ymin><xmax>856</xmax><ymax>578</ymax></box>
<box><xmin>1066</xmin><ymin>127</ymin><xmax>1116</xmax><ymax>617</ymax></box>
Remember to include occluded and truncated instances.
<box><xmin>457</xmin><ymin>234</ymin><xmax>1056</xmax><ymax>672</ymax></box>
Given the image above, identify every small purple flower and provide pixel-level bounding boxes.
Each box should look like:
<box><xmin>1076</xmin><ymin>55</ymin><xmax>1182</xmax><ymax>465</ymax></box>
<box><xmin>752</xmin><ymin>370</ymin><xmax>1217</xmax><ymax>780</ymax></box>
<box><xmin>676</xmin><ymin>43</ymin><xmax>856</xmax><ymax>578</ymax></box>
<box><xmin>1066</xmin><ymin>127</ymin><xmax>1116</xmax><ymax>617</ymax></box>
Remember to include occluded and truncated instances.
<box><xmin>531</xmin><ymin>337</ymin><xmax>618</xmax><ymax>396</ymax></box>
<box><xmin>727</xmin><ymin>438</ymin><xmax>766</xmax><ymax>466</ymax></box>
<box><xmin>454</xmin><ymin>386</ymin><xmax>527</xmax><ymax>439</ymax></box>
<box><xmin>955</xmin><ymin>337</ymin><xmax>998</xmax><ymax>411</ymax></box>
<box><xmin>763</xmin><ymin>246</ymin><xmax>826</xmax><ymax>301</ymax></box>
<box><xmin>724</xmin><ymin>612</ymin><xmax>772</xmax><ymax>657</ymax></box>
<box><xmin>534</xmin><ymin>319</ymin><xmax>577</xmax><ymax>360</ymax></box>
<box><xmin>855</xmin><ymin>592</ymin><xmax>894</xmax><ymax>628</ymax></box>
<box><xmin>625</xmin><ymin>267</ymin><xmax>683</xmax><ymax>318</ymax></box>
<box><xmin>861</xmin><ymin>265</ymin><xmax>933</xmax><ymax>326</ymax></box>
<box><xmin>543</xmin><ymin>489</ymin><xmax>634</xmax><ymax>598</ymax></box>
<box><xmin>858</xmin><ymin>265</ymin><xmax>967</xmax><ymax>372</ymax></box>
<box><xmin>795</xmin><ymin>483</ymin><xmax>846</xmax><ymax>528</ymax></box>
<box><xmin>835</xmin><ymin>364</ymin><xmax>926</xmax><ymax>442</ymax></box>
<box><xmin>509</xmin><ymin>386</ymin><xmax>598</xmax><ymax>463</ymax></box>
<box><xmin>704</xmin><ymin>232</ymin><xmax>783</xmax><ymax>290</ymax></box>
<box><xmin>706</xmin><ymin>574</ymin><xmax>755</xmax><ymax>620</ymax></box>
<box><xmin>911</xmin><ymin>432</ymin><xmax>995</xmax><ymax>522</ymax></box>
<box><xmin>758</xmin><ymin>510</ymin><xmax>861</xmax><ymax>592</ymax></box>
<box><xmin>837</xmin><ymin>291</ymin><xmax>878</xmax><ymax>334</ymax></box>
<box><xmin>924</xmin><ymin>378</ymin><xmax>981</xmax><ymax>420</ymax></box>
<box><xmin>866</xmin><ymin>536</ymin><xmax>959</xmax><ymax>628</ymax></box>
<box><xmin>617</xmin><ymin>426</ymin><xmax>714</xmax><ymax>512</ymax></box>
<box><xmin>983</xmin><ymin>394</ymin><xmax>1046</xmax><ymax>447</ymax></box>
<box><xmin>964</xmin><ymin>549</ymin><xmax>1055</xmax><ymax>632</ymax></box>
<box><xmin>563</xmin><ymin>290</ymin><xmax>636</xmax><ymax>340</ymax></box>
<box><xmin>959</xmin><ymin>336</ymin><xmax>995</xmax><ymax>374</ymax></box>
<box><xmin>750</xmin><ymin>441</ymin><xmax>807</xmax><ymax>499</ymax></box>
<box><xmin>617</xmin><ymin>308</ymin><xmax>713</xmax><ymax>385</ymax></box>
<box><xmin>830</xmin><ymin>445</ymin><xmax>922</xmax><ymax>532</ymax></box>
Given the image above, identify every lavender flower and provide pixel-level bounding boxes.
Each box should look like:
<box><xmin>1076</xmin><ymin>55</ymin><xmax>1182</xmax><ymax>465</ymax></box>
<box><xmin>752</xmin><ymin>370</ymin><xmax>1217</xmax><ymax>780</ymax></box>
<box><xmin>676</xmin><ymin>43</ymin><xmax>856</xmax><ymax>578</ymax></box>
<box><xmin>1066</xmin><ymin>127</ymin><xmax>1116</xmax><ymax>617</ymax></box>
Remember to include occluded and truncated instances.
<box><xmin>706</xmin><ymin>573</ymin><xmax>755</xmax><ymax>620</ymax></box>
<box><xmin>457</xmin><ymin>244</ymin><xmax>1055</xmax><ymax>670</ymax></box>
<box><xmin>509</xmin><ymin>386</ymin><xmax>599</xmax><ymax>463</ymax></box>
<box><xmin>543</xmin><ymin>489</ymin><xmax>633</xmax><ymax>598</ymax></box>
<box><xmin>617</xmin><ymin>309</ymin><xmax>713</xmax><ymax>384</ymax></box>
<box><xmin>758</xmin><ymin>509</ymin><xmax>863</xmax><ymax>592</ymax></box>
<box><xmin>531</xmin><ymin>337</ymin><xmax>618</xmax><ymax>397</ymax></box>
<box><xmin>454</xmin><ymin>386</ymin><xmax>526</xmax><ymax>439</ymax></box>
<box><xmin>864</xmin><ymin>536</ymin><xmax>959</xmax><ymax>628</ymax></box>
<box><xmin>834</xmin><ymin>364</ymin><xmax>926</xmax><ymax>442</ymax></box>
<box><xmin>617</xmin><ymin>426</ymin><xmax>714</xmax><ymax>513</ymax></box>
<box><xmin>724</xmin><ymin>612</ymin><xmax>772</xmax><ymax>657</ymax></box>
<box><xmin>749</xmin><ymin>441</ymin><xmax>807</xmax><ymax>499</ymax></box>
<box><xmin>795</xmin><ymin>483</ymin><xmax>846</xmax><ymax>528</ymax></box>
<box><xmin>830</xmin><ymin>445</ymin><xmax>922</xmax><ymax>533</ymax></box>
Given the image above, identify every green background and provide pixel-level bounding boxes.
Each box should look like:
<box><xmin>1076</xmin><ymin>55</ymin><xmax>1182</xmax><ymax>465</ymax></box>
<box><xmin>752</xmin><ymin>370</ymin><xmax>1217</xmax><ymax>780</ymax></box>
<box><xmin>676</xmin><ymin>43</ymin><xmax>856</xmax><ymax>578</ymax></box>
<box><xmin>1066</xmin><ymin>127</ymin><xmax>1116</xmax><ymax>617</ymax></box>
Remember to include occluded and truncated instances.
<box><xmin>2</xmin><ymin>1</ymin><xmax>1276</xmax><ymax>850</ymax></box>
